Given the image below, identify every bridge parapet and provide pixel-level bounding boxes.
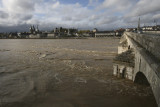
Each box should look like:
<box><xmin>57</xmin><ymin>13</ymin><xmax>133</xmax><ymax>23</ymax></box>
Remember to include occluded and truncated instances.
<box><xmin>126</xmin><ymin>32</ymin><xmax>160</xmax><ymax>60</ymax></box>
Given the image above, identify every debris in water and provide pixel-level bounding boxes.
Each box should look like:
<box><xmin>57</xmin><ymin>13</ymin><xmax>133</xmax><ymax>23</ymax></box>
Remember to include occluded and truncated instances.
<box><xmin>39</xmin><ymin>54</ymin><xmax>46</xmax><ymax>59</ymax></box>
<box><xmin>75</xmin><ymin>77</ymin><xmax>87</xmax><ymax>83</ymax></box>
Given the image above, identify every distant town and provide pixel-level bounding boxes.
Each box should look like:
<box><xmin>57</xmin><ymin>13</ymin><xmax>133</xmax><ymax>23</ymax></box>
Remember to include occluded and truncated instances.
<box><xmin>0</xmin><ymin>19</ymin><xmax>160</xmax><ymax>39</ymax></box>
<box><xmin>0</xmin><ymin>26</ymin><xmax>124</xmax><ymax>39</ymax></box>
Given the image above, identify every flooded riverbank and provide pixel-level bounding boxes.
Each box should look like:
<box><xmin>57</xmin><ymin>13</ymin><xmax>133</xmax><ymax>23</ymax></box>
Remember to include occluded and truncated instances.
<box><xmin>0</xmin><ymin>38</ymin><xmax>157</xmax><ymax>107</ymax></box>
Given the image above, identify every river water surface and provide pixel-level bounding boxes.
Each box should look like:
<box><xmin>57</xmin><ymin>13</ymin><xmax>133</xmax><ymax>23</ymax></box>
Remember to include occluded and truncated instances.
<box><xmin>0</xmin><ymin>38</ymin><xmax>157</xmax><ymax>107</ymax></box>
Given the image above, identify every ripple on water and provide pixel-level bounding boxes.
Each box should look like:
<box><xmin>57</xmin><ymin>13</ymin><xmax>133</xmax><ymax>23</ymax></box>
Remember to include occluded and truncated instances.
<box><xmin>0</xmin><ymin>73</ymin><xmax>34</xmax><ymax>102</ymax></box>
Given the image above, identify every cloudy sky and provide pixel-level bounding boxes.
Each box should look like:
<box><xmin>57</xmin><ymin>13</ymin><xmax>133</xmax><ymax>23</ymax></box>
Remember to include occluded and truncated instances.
<box><xmin>0</xmin><ymin>0</ymin><xmax>160</xmax><ymax>32</ymax></box>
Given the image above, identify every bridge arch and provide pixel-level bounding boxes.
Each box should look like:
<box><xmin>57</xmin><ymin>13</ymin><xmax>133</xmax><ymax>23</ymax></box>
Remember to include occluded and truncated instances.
<box><xmin>134</xmin><ymin>71</ymin><xmax>150</xmax><ymax>86</ymax></box>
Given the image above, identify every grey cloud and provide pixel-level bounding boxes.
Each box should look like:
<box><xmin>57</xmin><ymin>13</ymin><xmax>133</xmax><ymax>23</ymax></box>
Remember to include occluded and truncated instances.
<box><xmin>101</xmin><ymin>0</ymin><xmax>134</xmax><ymax>11</ymax></box>
<box><xmin>126</xmin><ymin>0</ymin><xmax>160</xmax><ymax>17</ymax></box>
<box><xmin>89</xmin><ymin>15</ymin><xmax>100</xmax><ymax>21</ymax></box>
<box><xmin>11</xmin><ymin>13</ymin><xmax>33</xmax><ymax>21</ymax></box>
<box><xmin>0</xmin><ymin>24</ymin><xmax>30</xmax><ymax>32</ymax></box>
<box><xmin>153</xmin><ymin>14</ymin><xmax>160</xmax><ymax>20</ymax></box>
<box><xmin>124</xmin><ymin>12</ymin><xmax>160</xmax><ymax>25</ymax></box>
<box><xmin>2</xmin><ymin>0</ymin><xmax>37</xmax><ymax>13</ymax></box>
<box><xmin>0</xmin><ymin>0</ymin><xmax>40</xmax><ymax>27</ymax></box>
<box><xmin>20</xmin><ymin>14</ymin><xmax>33</xmax><ymax>21</ymax></box>
<box><xmin>15</xmin><ymin>0</ymin><xmax>35</xmax><ymax>12</ymax></box>
<box><xmin>62</xmin><ymin>16</ymin><xmax>72</xmax><ymax>21</ymax></box>
<box><xmin>0</xmin><ymin>11</ymin><xmax>9</xmax><ymax>19</ymax></box>
<box><xmin>96</xmin><ymin>16</ymin><xmax>119</xmax><ymax>25</ymax></box>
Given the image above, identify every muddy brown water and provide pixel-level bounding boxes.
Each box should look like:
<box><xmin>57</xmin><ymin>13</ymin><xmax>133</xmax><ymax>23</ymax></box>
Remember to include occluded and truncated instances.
<box><xmin>0</xmin><ymin>38</ymin><xmax>157</xmax><ymax>107</ymax></box>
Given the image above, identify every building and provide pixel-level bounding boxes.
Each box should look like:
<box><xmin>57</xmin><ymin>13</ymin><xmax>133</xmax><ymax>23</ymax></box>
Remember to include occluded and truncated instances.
<box><xmin>95</xmin><ymin>31</ymin><xmax>116</xmax><ymax>37</ymax></box>
<box><xmin>115</xmin><ymin>28</ymin><xmax>125</xmax><ymax>36</ymax></box>
<box><xmin>8</xmin><ymin>32</ymin><xmax>18</xmax><ymax>38</ymax></box>
<box><xmin>141</xmin><ymin>26</ymin><xmax>154</xmax><ymax>31</ymax></box>
<box><xmin>53</xmin><ymin>27</ymin><xmax>78</xmax><ymax>37</ymax></box>
<box><xmin>18</xmin><ymin>32</ymin><xmax>30</xmax><ymax>38</ymax></box>
<box><xmin>92</xmin><ymin>28</ymin><xmax>116</xmax><ymax>37</ymax></box>
<box><xmin>142</xmin><ymin>25</ymin><xmax>160</xmax><ymax>31</ymax></box>
<box><xmin>113</xmin><ymin>49</ymin><xmax>135</xmax><ymax>80</ymax></box>
<box><xmin>93</xmin><ymin>28</ymin><xmax>98</xmax><ymax>33</ymax></box>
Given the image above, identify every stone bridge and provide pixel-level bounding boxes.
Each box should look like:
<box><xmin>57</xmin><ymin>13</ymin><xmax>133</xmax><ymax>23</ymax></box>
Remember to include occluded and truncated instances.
<box><xmin>113</xmin><ymin>32</ymin><xmax>160</xmax><ymax>107</ymax></box>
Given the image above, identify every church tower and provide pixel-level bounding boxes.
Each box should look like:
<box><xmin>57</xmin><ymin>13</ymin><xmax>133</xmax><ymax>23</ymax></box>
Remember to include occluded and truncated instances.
<box><xmin>30</xmin><ymin>26</ymin><xmax>33</xmax><ymax>33</ymax></box>
<box><xmin>36</xmin><ymin>25</ymin><xmax>39</xmax><ymax>33</ymax></box>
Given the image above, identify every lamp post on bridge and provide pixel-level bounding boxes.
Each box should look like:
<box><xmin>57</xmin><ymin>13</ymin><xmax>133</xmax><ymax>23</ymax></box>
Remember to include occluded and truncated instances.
<box><xmin>137</xmin><ymin>17</ymin><xmax>142</xmax><ymax>34</ymax></box>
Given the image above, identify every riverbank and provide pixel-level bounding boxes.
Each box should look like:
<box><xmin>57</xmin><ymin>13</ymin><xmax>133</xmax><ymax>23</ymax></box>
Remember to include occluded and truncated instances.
<box><xmin>0</xmin><ymin>36</ymin><xmax>120</xmax><ymax>39</ymax></box>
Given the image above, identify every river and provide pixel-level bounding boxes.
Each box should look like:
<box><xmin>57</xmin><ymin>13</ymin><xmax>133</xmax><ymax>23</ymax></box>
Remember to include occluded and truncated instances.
<box><xmin>0</xmin><ymin>38</ymin><xmax>157</xmax><ymax>107</ymax></box>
